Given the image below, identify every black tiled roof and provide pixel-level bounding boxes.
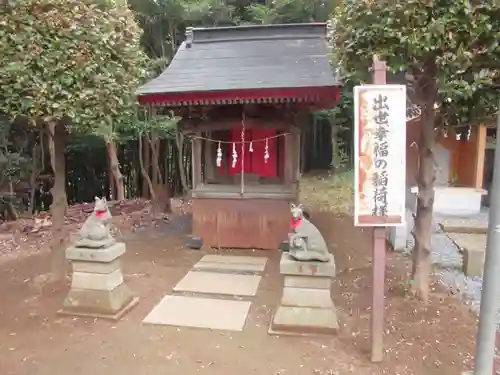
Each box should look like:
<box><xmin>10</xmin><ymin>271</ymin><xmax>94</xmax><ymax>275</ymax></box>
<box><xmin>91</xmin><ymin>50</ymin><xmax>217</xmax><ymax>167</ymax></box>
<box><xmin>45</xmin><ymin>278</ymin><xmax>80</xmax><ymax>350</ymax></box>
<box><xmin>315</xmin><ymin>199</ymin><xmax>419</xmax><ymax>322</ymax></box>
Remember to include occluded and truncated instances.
<box><xmin>137</xmin><ymin>23</ymin><xmax>338</xmax><ymax>97</ymax></box>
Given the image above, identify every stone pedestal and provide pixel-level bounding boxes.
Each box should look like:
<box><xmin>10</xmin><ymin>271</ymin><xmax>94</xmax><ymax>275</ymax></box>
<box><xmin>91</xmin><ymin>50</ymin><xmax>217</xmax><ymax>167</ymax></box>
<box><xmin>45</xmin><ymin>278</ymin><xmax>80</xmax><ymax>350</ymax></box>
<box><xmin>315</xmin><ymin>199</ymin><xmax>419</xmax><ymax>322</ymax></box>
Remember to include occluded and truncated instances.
<box><xmin>59</xmin><ymin>242</ymin><xmax>138</xmax><ymax>320</ymax></box>
<box><xmin>462</xmin><ymin>247</ymin><xmax>485</xmax><ymax>277</ymax></box>
<box><xmin>270</xmin><ymin>253</ymin><xmax>338</xmax><ymax>336</ymax></box>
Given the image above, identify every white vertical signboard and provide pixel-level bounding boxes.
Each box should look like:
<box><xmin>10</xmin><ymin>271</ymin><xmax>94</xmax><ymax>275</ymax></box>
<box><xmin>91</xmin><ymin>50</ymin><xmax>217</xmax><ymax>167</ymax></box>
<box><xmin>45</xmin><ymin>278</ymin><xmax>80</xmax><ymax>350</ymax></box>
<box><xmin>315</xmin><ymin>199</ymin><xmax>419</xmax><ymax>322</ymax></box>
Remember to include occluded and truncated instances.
<box><xmin>353</xmin><ymin>85</ymin><xmax>407</xmax><ymax>227</ymax></box>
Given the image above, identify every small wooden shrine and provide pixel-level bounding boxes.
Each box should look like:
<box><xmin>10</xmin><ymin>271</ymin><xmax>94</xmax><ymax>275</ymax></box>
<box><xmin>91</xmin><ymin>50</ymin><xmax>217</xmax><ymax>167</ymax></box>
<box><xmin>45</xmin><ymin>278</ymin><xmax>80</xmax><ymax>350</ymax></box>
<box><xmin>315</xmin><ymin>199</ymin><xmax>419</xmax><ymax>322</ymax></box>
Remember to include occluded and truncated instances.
<box><xmin>137</xmin><ymin>23</ymin><xmax>340</xmax><ymax>250</ymax></box>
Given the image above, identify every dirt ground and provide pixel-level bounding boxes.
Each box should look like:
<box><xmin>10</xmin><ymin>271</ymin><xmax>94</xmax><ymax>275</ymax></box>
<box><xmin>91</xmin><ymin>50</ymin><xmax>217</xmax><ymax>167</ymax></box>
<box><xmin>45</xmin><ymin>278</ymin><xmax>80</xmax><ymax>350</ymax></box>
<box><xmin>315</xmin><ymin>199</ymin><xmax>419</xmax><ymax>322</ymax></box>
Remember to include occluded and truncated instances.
<box><xmin>0</xmin><ymin>209</ymin><xmax>484</xmax><ymax>375</ymax></box>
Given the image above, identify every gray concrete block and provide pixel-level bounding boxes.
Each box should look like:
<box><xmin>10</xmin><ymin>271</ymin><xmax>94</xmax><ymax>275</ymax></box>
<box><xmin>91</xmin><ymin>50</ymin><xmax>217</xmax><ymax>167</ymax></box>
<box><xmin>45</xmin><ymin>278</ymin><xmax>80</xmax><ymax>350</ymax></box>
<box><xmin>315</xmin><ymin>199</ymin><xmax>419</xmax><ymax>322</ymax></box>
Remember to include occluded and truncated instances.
<box><xmin>66</xmin><ymin>242</ymin><xmax>126</xmax><ymax>263</ymax></box>
<box><xmin>281</xmin><ymin>287</ymin><xmax>333</xmax><ymax>308</ymax></box>
<box><xmin>284</xmin><ymin>276</ymin><xmax>330</xmax><ymax>289</ymax></box>
<box><xmin>72</xmin><ymin>259</ymin><xmax>121</xmax><ymax>274</ymax></box>
<box><xmin>271</xmin><ymin>306</ymin><xmax>338</xmax><ymax>335</ymax></box>
<box><xmin>71</xmin><ymin>269</ymin><xmax>124</xmax><ymax>291</ymax></box>
<box><xmin>462</xmin><ymin>248</ymin><xmax>485</xmax><ymax>277</ymax></box>
<box><xmin>279</xmin><ymin>253</ymin><xmax>335</xmax><ymax>277</ymax></box>
<box><xmin>61</xmin><ymin>282</ymin><xmax>136</xmax><ymax>319</ymax></box>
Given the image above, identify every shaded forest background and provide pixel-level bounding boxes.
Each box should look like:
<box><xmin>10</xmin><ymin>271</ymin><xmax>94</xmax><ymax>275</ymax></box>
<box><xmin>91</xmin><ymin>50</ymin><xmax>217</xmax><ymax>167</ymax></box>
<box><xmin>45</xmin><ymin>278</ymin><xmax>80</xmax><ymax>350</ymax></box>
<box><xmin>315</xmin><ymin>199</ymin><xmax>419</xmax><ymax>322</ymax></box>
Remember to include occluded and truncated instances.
<box><xmin>0</xmin><ymin>0</ymin><xmax>350</xmax><ymax>222</ymax></box>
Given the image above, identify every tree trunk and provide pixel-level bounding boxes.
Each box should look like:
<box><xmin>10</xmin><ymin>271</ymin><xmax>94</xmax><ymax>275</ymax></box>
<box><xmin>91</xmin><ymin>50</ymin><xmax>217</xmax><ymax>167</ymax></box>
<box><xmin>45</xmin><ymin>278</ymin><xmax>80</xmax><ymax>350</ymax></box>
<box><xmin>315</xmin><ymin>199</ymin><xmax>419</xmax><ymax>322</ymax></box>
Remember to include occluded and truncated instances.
<box><xmin>5</xmin><ymin>180</ymin><xmax>18</xmax><ymax>220</ymax></box>
<box><xmin>151</xmin><ymin>131</ymin><xmax>160</xmax><ymax>185</ymax></box>
<box><xmin>175</xmin><ymin>131</ymin><xmax>189</xmax><ymax>193</ymax></box>
<box><xmin>169</xmin><ymin>24</ymin><xmax>177</xmax><ymax>56</ymax></box>
<box><xmin>49</xmin><ymin>122</ymin><xmax>68</xmax><ymax>282</ymax></box>
<box><xmin>411</xmin><ymin>75</ymin><xmax>437</xmax><ymax>302</ymax></box>
<box><xmin>28</xmin><ymin>143</ymin><xmax>40</xmax><ymax>215</ymax></box>
<box><xmin>48</xmin><ymin>122</ymin><xmax>68</xmax><ymax>215</ymax></box>
<box><xmin>138</xmin><ymin>135</ymin><xmax>156</xmax><ymax>200</ymax></box>
<box><xmin>147</xmin><ymin>134</ymin><xmax>164</xmax><ymax>184</ymax></box>
<box><xmin>147</xmin><ymin>134</ymin><xmax>171</xmax><ymax>213</ymax></box>
<box><xmin>142</xmin><ymin>135</ymin><xmax>151</xmax><ymax>198</ymax></box>
<box><xmin>106</xmin><ymin>140</ymin><xmax>125</xmax><ymax>201</ymax></box>
<box><xmin>48</xmin><ymin>122</ymin><xmax>56</xmax><ymax>175</ymax></box>
<box><xmin>109</xmin><ymin>165</ymin><xmax>115</xmax><ymax>200</ymax></box>
<box><xmin>40</xmin><ymin>130</ymin><xmax>46</xmax><ymax>171</ymax></box>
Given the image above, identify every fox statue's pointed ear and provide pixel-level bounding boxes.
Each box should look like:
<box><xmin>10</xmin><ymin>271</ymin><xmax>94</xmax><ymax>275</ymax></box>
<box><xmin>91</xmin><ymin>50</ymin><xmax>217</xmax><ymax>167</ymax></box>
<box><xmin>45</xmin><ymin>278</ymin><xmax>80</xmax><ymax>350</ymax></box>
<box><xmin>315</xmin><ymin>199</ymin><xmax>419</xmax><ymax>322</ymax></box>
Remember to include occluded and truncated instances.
<box><xmin>94</xmin><ymin>196</ymin><xmax>100</xmax><ymax>202</ymax></box>
<box><xmin>290</xmin><ymin>203</ymin><xmax>296</xmax><ymax>209</ymax></box>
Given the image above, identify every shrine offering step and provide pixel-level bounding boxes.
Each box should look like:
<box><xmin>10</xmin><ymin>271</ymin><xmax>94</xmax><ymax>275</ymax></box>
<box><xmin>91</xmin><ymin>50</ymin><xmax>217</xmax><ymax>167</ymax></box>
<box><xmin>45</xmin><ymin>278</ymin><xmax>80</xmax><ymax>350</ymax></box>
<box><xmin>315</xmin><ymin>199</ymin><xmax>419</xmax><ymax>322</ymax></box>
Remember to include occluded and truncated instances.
<box><xmin>270</xmin><ymin>253</ymin><xmax>338</xmax><ymax>336</ymax></box>
<box><xmin>143</xmin><ymin>295</ymin><xmax>251</xmax><ymax>331</ymax></box>
<box><xmin>192</xmin><ymin>254</ymin><xmax>268</xmax><ymax>273</ymax></box>
<box><xmin>173</xmin><ymin>270</ymin><xmax>262</xmax><ymax>296</ymax></box>
<box><xmin>143</xmin><ymin>254</ymin><xmax>266</xmax><ymax>331</ymax></box>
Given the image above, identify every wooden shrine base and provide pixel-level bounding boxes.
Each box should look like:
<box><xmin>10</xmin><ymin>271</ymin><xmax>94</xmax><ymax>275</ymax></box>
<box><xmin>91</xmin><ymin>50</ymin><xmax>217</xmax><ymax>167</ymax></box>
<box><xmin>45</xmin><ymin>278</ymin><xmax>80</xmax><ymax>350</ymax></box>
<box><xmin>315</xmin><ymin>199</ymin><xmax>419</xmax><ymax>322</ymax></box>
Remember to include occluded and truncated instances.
<box><xmin>192</xmin><ymin>196</ymin><xmax>291</xmax><ymax>250</ymax></box>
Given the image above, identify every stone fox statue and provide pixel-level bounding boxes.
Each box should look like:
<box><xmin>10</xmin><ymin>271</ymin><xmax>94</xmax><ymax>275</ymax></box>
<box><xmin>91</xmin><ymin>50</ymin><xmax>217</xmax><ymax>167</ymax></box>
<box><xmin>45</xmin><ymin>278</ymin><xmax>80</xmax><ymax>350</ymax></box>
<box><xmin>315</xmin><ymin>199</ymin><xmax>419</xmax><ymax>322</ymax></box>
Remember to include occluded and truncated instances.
<box><xmin>288</xmin><ymin>203</ymin><xmax>331</xmax><ymax>262</ymax></box>
<box><xmin>75</xmin><ymin>197</ymin><xmax>115</xmax><ymax>248</ymax></box>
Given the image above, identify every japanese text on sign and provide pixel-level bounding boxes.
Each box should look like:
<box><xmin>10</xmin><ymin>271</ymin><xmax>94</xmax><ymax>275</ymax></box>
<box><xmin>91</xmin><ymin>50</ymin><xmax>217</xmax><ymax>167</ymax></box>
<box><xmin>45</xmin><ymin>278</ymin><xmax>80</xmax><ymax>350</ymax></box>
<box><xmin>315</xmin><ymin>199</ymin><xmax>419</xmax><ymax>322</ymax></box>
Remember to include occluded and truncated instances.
<box><xmin>353</xmin><ymin>85</ymin><xmax>407</xmax><ymax>227</ymax></box>
<box><xmin>372</xmin><ymin>94</ymin><xmax>390</xmax><ymax>217</ymax></box>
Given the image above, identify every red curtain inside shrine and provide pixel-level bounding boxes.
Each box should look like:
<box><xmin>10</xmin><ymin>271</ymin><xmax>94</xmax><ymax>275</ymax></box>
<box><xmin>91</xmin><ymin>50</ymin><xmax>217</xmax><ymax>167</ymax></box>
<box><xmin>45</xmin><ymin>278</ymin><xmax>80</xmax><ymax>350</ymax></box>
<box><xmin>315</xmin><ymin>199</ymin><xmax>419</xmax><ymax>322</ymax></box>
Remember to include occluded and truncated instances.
<box><xmin>224</xmin><ymin>127</ymin><xmax>282</xmax><ymax>178</ymax></box>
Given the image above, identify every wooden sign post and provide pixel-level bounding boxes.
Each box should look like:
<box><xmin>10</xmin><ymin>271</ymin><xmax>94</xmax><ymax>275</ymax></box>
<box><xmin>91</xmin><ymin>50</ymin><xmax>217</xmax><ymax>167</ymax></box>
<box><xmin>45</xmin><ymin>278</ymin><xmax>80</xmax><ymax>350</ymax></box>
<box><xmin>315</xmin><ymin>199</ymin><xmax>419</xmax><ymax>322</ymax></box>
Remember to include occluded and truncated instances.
<box><xmin>353</xmin><ymin>56</ymin><xmax>407</xmax><ymax>362</ymax></box>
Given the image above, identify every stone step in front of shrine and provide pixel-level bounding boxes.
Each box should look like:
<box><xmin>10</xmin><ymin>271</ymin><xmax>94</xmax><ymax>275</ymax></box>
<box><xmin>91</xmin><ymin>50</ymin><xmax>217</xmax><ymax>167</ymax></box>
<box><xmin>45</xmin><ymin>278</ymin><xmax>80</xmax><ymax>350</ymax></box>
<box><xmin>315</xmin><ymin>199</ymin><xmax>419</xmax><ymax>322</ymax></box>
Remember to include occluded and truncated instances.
<box><xmin>270</xmin><ymin>253</ymin><xmax>338</xmax><ymax>336</ymax></box>
<box><xmin>143</xmin><ymin>254</ymin><xmax>267</xmax><ymax>332</ymax></box>
<box><xmin>192</xmin><ymin>254</ymin><xmax>268</xmax><ymax>274</ymax></box>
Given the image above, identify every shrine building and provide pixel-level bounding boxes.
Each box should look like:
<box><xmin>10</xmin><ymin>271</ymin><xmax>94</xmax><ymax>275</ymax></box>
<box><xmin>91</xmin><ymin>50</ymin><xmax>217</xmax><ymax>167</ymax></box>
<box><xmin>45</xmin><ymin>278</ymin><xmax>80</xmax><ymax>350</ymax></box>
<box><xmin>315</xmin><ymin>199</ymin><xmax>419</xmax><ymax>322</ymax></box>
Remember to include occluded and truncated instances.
<box><xmin>136</xmin><ymin>22</ymin><xmax>341</xmax><ymax>250</ymax></box>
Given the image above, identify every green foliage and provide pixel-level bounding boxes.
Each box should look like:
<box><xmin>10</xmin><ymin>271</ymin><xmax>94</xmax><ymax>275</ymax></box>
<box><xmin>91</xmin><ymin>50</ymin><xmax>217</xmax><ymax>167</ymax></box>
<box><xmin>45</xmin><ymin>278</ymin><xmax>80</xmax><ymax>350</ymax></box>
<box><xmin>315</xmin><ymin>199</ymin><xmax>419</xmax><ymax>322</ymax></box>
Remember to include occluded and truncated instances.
<box><xmin>0</xmin><ymin>117</ymin><xmax>32</xmax><ymax>190</ymax></box>
<box><xmin>248</xmin><ymin>0</ymin><xmax>333</xmax><ymax>24</ymax></box>
<box><xmin>332</xmin><ymin>0</ymin><xmax>500</xmax><ymax>126</ymax></box>
<box><xmin>130</xmin><ymin>0</ymin><xmax>337</xmax><ymax>58</ymax></box>
<box><xmin>133</xmin><ymin>111</ymin><xmax>182</xmax><ymax>138</ymax></box>
<box><xmin>130</xmin><ymin>0</ymin><xmax>239</xmax><ymax>59</ymax></box>
<box><xmin>0</xmin><ymin>0</ymin><xmax>149</xmax><ymax>131</ymax></box>
<box><xmin>245</xmin><ymin>4</ymin><xmax>280</xmax><ymax>24</ymax></box>
<box><xmin>182</xmin><ymin>0</ymin><xmax>239</xmax><ymax>26</ymax></box>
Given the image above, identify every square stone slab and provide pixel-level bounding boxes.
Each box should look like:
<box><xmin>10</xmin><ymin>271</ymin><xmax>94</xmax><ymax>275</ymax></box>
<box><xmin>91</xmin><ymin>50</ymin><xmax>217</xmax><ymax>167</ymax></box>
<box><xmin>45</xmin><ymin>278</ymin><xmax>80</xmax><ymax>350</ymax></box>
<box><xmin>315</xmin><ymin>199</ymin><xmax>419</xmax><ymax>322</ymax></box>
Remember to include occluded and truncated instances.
<box><xmin>143</xmin><ymin>295</ymin><xmax>251</xmax><ymax>331</ymax></box>
<box><xmin>173</xmin><ymin>271</ymin><xmax>262</xmax><ymax>296</ymax></box>
<box><xmin>193</xmin><ymin>261</ymin><xmax>265</xmax><ymax>273</ymax></box>
<box><xmin>200</xmin><ymin>255</ymin><xmax>268</xmax><ymax>266</ymax></box>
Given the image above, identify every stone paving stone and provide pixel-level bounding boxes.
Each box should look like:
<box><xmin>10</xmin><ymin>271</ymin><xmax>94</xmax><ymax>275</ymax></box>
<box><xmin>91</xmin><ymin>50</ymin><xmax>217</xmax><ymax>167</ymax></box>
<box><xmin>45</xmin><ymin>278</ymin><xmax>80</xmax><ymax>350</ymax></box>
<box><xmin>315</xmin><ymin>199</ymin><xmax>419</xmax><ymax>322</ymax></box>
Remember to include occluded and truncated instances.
<box><xmin>143</xmin><ymin>295</ymin><xmax>251</xmax><ymax>331</ymax></box>
<box><xmin>173</xmin><ymin>271</ymin><xmax>262</xmax><ymax>296</ymax></box>
<box><xmin>199</xmin><ymin>255</ymin><xmax>267</xmax><ymax>266</ymax></box>
<box><xmin>193</xmin><ymin>261</ymin><xmax>265</xmax><ymax>273</ymax></box>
